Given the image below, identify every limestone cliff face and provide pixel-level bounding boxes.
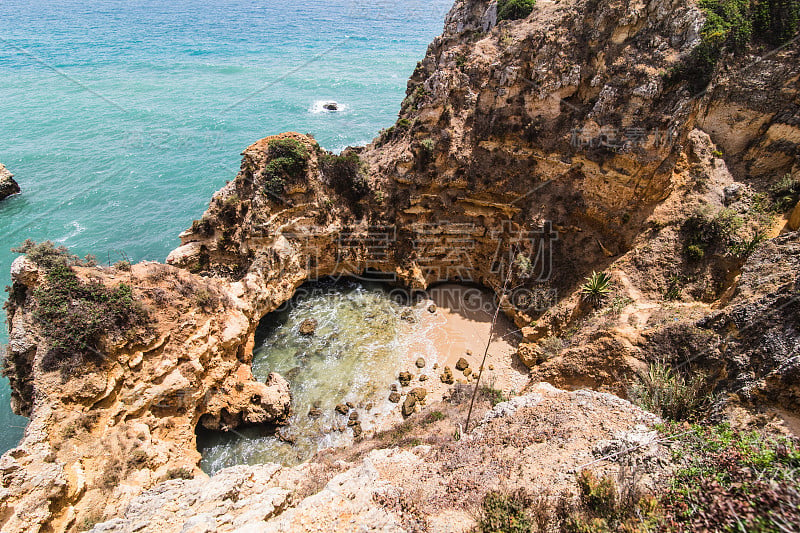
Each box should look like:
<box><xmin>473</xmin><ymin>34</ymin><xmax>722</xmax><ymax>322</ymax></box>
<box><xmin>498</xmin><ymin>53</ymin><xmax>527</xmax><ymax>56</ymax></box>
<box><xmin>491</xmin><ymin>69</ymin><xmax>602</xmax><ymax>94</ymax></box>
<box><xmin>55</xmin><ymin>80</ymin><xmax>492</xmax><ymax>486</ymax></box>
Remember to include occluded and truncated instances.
<box><xmin>0</xmin><ymin>163</ymin><xmax>21</xmax><ymax>201</ymax></box>
<box><xmin>2</xmin><ymin>0</ymin><xmax>800</xmax><ymax>532</ymax></box>
<box><xmin>1</xmin><ymin>259</ymin><xmax>291</xmax><ymax>532</ymax></box>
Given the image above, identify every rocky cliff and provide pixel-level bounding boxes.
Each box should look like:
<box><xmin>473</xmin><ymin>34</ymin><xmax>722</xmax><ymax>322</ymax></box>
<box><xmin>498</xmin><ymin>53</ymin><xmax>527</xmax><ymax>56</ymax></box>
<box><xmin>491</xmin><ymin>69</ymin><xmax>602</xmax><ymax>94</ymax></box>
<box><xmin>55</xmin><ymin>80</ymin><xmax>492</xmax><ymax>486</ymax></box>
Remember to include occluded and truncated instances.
<box><xmin>2</xmin><ymin>0</ymin><xmax>799</xmax><ymax>531</ymax></box>
<box><xmin>0</xmin><ymin>164</ymin><xmax>21</xmax><ymax>202</ymax></box>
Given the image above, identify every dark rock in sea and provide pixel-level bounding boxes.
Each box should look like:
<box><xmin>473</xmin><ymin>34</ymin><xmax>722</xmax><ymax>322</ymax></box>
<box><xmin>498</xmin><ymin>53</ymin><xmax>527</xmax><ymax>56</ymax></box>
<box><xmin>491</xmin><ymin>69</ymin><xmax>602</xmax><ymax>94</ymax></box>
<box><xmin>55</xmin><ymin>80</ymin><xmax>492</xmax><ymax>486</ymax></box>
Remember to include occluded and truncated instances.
<box><xmin>308</xmin><ymin>407</ymin><xmax>322</xmax><ymax>418</ymax></box>
<box><xmin>323</xmin><ymin>102</ymin><xmax>338</xmax><ymax>111</ymax></box>
<box><xmin>0</xmin><ymin>164</ymin><xmax>20</xmax><ymax>202</ymax></box>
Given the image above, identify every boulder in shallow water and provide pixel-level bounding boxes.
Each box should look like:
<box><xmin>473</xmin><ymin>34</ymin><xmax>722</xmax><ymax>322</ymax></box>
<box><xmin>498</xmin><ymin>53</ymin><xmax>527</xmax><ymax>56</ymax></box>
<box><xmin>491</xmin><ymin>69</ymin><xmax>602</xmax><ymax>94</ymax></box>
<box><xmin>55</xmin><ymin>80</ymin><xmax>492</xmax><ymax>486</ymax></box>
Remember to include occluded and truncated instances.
<box><xmin>0</xmin><ymin>164</ymin><xmax>20</xmax><ymax>201</ymax></box>
<box><xmin>335</xmin><ymin>404</ymin><xmax>349</xmax><ymax>415</ymax></box>
<box><xmin>323</xmin><ymin>102</ymin><xmax>338</xmax><ymax>111</ymax></box>
<box><xmin>298</xmin><ymin>318</ymin><xmax>318</xmax><ymax>335</ymax></box>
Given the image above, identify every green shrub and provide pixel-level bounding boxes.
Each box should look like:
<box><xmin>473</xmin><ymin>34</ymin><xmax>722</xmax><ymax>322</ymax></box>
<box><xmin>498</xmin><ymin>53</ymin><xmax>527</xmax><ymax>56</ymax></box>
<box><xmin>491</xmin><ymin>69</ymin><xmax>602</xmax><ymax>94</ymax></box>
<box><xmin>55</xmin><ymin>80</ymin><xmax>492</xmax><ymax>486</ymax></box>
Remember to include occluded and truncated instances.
<box><xmin>475</xmin><ymin>489</ymin><xmax>534</xmax><ymax>533</ymax></box>
<box><xmin>562</xmin><ymin>469</ymin><xmax>660</xmax><ymax>533</ymax></box>
<box><xmin>752</xmin><ymin>0</ymin><xmax>800</xmax><ymax>45</ymax></box>
<box><xmin>480</xmin><ymin>385</ymin><xmax>508</xmax><ymax>406</ymax></box>
<box><xmin>12</xmin><ymin>241</ymin><xmax>150</xmax><ymax>374</ymax></box>
<box><xmin>660</xmin><ymin>423</ymin><xmax>800</xmax><ymax>532</ymax></box>
<box><xmin>539</xmin><ymin>336</ymin><xmax>565</xmax><ymax>360</ymax></box>
<box><xmin>497</xmin><ymin>0</ymin><xmax>536</xmax><ymax>21</ymax></box>
<box><xmin>667</xmin><ymin>0</ymin><xmax>800</xmax><ymax>91</ymax></box>
<box><xmin>682</xmin><ymin>208</ymin><xmax>743</xmax><ymax>260</ymax></box>
<box><xmin>576</xmin><ymin>470</ymin><xmax>617</xmax><ymax>519</ymax></box>
<box><xmin>686</xmin><ymin>244</ymin><xmax>706</xmax><ymax>261</ymax></box>
<box><xmin>580</xmin><ymin>271</ymin><xmax>613</xmax><ymax>306</ymax></box>
<box><xmin>424</xmin><ymin>410</ymin><xmax>446</xmax><ymax>424</ymax></box>
<box><xmin>770</xmin><ymin>173</ymin><xmax>800</xmax><ymax>212</ymax></box>
<box><xmin>627</xmin><ymin>363</ymin><xmax>710</xmax><ymax>421</ymax></box>
<box><xmin>262</xmin><ymin>138</ymin><xmax>309</xmax><ymax>198</ymax></box>
<box><xmin>319</xmin><ymin>152</ymin><xmax>369</xmax><ymax>203</ymax></box>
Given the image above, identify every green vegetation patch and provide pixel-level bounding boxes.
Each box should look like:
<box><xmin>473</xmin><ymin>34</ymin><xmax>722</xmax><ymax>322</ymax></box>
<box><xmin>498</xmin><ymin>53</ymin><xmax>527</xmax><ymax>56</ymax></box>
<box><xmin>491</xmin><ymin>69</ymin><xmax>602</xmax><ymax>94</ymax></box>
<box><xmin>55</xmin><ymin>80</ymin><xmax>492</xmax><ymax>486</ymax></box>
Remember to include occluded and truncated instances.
<box><xmin>319</xmin><ymin>151</ymin><xmax>369</xmax><ymax>203</ymax></box>
<box><xmin>10</xmin><ymin>240</ymin><xmax>150</xmax><ymax>373</ymax></box>
<box><xmin>580</xmin><ymin>271</ymin><xmax>613</xmax><ymax>307</ymax></box>
<box><xmin>628</xmin><ymin>362</ymin><xmax>710</xmax><ymax>421</ymax></box>
<box><xmin>497</xmin><ymin>0</ymin><xmax>536</xmax><ymax>22</ymax></box>
<box><xmin>682</xmin><ymin>207</ymin><xmax>743</xmax><ymax>261</ymax></box>
<box><xmin>667</xmin><ymin>0</ymin><xmax>800</xmax><ymax>92</ymax></box>
<box><xmin>660</xmin><ymin>422</ymin><xmax>800</xmax><ymax>532</ymax></box>
<box><xmin>262</xmin><ymin>138</ymin><xmax>309</xmax><ymax>198</ymax></box>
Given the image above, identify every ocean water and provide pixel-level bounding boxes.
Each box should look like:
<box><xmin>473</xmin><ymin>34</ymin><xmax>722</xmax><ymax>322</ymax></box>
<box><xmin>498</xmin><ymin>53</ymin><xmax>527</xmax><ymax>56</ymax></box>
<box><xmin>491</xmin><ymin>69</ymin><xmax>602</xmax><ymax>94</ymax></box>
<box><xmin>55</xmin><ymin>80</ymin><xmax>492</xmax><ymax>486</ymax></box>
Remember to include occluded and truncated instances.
<box><xmin>0</xmin><ymin>0</ymin><xmax>453</xmax><ymax>455</ymax></box>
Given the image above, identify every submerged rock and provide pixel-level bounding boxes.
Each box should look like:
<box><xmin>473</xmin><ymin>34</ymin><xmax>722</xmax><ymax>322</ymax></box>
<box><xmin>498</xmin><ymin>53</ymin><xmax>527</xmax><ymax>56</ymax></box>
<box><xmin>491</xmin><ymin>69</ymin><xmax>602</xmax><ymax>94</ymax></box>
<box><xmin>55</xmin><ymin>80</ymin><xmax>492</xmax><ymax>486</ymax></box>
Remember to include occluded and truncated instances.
<box><xmin>400</xmin><ymin>309</ymin><xmax>416</xmax><ymax>322</ymax></box>
<box><xmin>298</xmin><ymin>318</ymin><xmax>318</xmax><ymax>336</ymax></box>
<box><xmin>0</xmin><ymin>164</ymin><xmax>20</xmax><ymax>201</ymax></box>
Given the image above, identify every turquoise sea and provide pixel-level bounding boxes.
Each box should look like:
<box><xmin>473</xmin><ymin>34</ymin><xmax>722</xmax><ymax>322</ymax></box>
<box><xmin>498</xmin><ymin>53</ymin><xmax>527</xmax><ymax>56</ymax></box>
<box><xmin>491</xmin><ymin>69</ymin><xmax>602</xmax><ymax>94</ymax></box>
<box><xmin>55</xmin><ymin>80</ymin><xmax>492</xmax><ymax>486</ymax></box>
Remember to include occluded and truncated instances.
<box><xmin>0</xmin><ymin>0</ymin><xmax>453</xmax><ymax>455</ymax></box>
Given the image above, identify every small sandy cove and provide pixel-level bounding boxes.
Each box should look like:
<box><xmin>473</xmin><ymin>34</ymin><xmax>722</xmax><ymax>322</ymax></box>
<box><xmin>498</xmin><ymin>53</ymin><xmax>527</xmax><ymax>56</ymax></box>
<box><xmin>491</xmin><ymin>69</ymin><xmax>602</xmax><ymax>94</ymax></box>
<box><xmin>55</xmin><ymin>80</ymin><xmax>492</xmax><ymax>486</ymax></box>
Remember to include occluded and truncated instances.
<box><xmin>400</xmin><ymin>283</ymin><xmax>530</xmax><ymax>404</ymax></box>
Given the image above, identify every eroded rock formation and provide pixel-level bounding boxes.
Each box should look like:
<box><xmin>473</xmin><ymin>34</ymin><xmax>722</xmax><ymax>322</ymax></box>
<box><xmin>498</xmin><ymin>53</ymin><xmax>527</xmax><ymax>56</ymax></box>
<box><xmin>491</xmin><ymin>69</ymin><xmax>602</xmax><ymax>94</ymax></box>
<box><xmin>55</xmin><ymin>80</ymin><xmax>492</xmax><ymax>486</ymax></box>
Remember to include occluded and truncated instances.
<box><xmin>2</xmin><ymin>0</ymin><xmax>799</xmax><ymax>531</ymax></box>
<box><xmin>0</xmin><ymin>163</ymin><xmax>20</xmax><ymax>201</ymax></box>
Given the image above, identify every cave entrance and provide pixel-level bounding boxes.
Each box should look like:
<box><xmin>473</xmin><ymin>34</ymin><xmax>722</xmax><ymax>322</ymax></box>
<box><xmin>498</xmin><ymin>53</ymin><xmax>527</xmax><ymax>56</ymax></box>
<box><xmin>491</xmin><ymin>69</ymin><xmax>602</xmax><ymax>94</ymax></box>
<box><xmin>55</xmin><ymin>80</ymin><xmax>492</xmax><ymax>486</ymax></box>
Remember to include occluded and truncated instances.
<box><xmin>196</xmin><ymin>278</ymin><xmax>524</xmax><ymax>473</ymax></box>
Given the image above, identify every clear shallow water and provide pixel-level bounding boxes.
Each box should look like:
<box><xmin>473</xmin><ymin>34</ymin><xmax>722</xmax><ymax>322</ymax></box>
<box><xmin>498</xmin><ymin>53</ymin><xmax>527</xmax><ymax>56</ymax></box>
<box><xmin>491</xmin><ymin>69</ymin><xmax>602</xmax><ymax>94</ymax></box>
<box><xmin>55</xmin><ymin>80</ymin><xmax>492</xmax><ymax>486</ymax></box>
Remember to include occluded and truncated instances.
<box><xmin>0</xmin><ymin>0</ymin><xmax>453</xmax><ymax>454</ymax></box>
<box><xmin>198</xmin><ymin>280</ymin><xmax>438</xmax><ymax>472</ymax></box>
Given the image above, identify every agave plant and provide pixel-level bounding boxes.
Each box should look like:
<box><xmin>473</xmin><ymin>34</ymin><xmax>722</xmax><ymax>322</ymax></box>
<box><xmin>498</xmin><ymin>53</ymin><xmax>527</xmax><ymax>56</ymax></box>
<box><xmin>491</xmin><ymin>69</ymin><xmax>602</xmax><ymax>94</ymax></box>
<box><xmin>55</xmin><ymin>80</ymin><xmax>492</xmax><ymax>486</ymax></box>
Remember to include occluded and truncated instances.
<box><xmin>580</xmin><ymin>271</ymin><xmax>613</xmax><ymax>306</ymax></box>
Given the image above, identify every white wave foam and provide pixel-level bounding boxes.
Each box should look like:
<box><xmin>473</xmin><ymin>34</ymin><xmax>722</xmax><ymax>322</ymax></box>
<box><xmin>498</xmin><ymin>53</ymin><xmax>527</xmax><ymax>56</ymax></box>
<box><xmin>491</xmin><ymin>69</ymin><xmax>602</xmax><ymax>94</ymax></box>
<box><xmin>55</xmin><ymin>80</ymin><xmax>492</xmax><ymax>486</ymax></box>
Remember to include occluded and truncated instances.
<box><xmin>55</xmin><ymin>221</ymin><xmax>86</xmax><ymax>243</ymax></box>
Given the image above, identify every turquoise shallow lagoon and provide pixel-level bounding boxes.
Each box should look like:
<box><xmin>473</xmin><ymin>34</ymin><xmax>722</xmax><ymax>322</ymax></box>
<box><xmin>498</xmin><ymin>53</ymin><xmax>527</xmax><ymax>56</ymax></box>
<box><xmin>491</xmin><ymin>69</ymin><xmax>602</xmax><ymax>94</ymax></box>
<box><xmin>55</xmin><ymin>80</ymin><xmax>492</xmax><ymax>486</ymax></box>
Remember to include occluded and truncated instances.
<box><xmin>0</xmin><ymin>0</ymin><xmax>453</xmax><ymax>454</ymax></box>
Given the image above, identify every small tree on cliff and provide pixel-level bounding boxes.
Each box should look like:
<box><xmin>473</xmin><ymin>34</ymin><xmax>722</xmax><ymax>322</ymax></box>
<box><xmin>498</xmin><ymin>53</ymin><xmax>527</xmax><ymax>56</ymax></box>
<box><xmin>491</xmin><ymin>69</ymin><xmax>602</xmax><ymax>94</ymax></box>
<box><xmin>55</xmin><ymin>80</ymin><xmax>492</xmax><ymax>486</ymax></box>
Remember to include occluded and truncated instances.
<box><xmin>497</xmin><ymin>0</ymin><xmax>536</xmax><ymax>21</ymax></box>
